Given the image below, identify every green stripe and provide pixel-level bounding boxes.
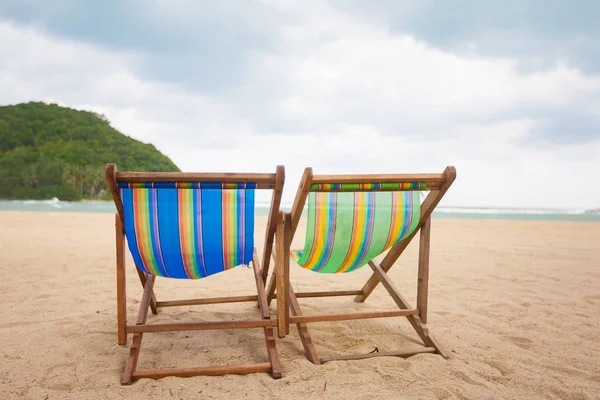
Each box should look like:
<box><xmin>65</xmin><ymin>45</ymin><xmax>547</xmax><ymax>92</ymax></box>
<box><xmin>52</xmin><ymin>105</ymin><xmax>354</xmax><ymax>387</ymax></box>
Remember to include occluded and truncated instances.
<box><xmin>296</xmin><ymin>192</ymin><xmax>317</xmax><ymax>265</ymax></box>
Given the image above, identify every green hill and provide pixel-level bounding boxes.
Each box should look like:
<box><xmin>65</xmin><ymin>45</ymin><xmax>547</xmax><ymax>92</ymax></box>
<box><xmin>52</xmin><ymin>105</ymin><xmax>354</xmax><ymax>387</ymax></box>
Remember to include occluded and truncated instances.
<box><xmin>0</xmin><ymin>102</ymin><xmax>180</xmax><ymax>201</ymax></box>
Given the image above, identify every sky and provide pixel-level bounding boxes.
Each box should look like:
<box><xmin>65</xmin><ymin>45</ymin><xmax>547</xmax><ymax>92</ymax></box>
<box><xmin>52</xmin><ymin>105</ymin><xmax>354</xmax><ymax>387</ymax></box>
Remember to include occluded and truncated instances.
<box><xmin>1</xmin><ymin>0</ymin><xmax>599</xmax><ymax>209</ymax></box>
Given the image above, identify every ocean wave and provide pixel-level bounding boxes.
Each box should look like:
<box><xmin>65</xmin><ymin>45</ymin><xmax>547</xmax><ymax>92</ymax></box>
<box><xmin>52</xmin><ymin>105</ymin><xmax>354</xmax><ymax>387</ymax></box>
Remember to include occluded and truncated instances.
<box><xmin>21</xmin><ymin>197</ymin><xmax>63</xmax><ymax>208</ymax></box>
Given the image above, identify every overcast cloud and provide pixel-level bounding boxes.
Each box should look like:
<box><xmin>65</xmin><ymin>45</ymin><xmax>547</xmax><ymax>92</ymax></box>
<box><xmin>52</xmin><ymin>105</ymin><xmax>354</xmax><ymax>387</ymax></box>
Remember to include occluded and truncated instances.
<box><xmin>1</xmin><ymin>0</ymin><xmax>599</xmax><ymax>208</ymax></box>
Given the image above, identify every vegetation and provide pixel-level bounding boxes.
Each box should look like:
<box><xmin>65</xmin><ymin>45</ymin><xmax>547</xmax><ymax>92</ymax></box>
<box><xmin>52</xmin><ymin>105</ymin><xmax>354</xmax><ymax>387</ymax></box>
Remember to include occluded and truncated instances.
<box><xmin>0</xmin><ymin>102</ymin><xmax>180</xmax><ymax>200</ymax></box>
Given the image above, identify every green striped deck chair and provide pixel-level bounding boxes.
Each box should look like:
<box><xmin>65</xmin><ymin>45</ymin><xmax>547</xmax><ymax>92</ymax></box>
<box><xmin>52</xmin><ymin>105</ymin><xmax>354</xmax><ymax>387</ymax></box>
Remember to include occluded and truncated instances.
<box><xmin>267</xmin><ymin>166</ymin><xmax>456</xmax><ymax>364</ymax></box>
<box><xmin>105</xmin><ymin>163</ymin><xmax>285</xmax><ymax>384</ymax></box>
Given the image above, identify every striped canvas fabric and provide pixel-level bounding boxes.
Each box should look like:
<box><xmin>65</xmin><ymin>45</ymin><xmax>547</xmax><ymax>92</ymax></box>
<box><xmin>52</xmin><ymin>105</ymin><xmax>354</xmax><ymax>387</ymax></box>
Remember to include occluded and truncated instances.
<box><xmin>120</xmin><ymin>184</ymin><xmax>255</xmax><ymax>279</ymax></box>
<box><xmin>118</xmin><ymin>182</ymin><xmax>256</xmax><ymax>189</ymax></box>
<box><xmin>291</xmin><ymin>191</ymin><xmax>420</xmax><ymax>273</ymax></box>
<box><xmin>310</xmin><ymin>182</ymin><xmax>426</xmax><ymax>191</ymax></box>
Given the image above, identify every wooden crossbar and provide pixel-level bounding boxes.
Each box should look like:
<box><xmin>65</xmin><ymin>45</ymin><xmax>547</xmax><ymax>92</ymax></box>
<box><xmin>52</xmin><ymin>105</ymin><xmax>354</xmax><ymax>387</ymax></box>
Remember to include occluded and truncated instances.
<box><xmin>127</xmin><ymin>319</ymin><xmax>277</xmax><ymax>333</ymax></box>
<box><xmin>116</xmin><ymin>171</ymin><xmax>277</xmax><ymax>185</ymax></box>
<box><xmin>156</xmin><ymin>295</ymin><xmax>258</xmax><ymax>307</ymax></box>
<box><xmin>310</xmin><ymin>173</ymin><xmax>445</xmax><ymax>184</ymax></box>
<box><xmin>132</xmin><ymin>363</ymin><xmax>273</xmax><ymax>381</ymax></box>
<box><xmin>280</xmin><ymin>290</ymin><xmax>363</xmax><ymax>298</ymax></box>
<box><xmin>289</xmin><ymin>309</ymin><xmax>417</xmax><ymax>324</ymax></box>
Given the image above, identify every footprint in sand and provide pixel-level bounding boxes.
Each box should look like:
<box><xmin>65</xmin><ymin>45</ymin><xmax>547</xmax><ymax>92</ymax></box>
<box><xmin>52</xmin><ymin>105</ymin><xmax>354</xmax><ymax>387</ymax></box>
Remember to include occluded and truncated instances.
<box><xmin>485</xmin><ymin>360</ymin><xmax>515</xmax><ymax>376</ymax></box>
<box><xmin>43</xmin><ymin>362</ymin><xmax>77</xmax><ymax>391</ymax></box>
<box><xmin>502</xmin><ymin>335</ymin><xmax>534</xmax><ymax>349</ymax></box>
<box><xmin>451</xmin><ymin>370</ymin><xmax>489</xmax><ymax>388</ymax></box>
<box><xmin>432</xmin><ymin>387</ymin><xmax>453</xmax><ymax>400</ymax></box>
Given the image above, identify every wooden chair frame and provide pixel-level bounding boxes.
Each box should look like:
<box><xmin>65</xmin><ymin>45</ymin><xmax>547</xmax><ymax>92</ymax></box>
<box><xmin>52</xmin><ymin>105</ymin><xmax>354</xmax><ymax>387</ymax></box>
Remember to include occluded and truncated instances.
<box><xmin>266</xmin><ymin>166</ymin><xmax>456</xmax><ymax>364</ymax></box>
<box><xmin>105</xmin><ymin>164</ymin><xmax>285</xmax><ymax>384</ymax></box>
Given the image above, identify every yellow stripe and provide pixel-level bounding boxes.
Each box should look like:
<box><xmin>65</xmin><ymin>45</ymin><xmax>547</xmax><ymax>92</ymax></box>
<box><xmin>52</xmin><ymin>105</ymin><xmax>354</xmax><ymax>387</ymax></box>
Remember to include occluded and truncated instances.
<box><xmin>383</xmin><ymin>192</ymin><xmax>402</xmax><ymax>249</ymax></box>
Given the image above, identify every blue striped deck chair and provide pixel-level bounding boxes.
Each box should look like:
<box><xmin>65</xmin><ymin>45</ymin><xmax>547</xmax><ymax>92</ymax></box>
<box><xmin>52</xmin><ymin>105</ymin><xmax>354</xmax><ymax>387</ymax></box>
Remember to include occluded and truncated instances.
<box><xmin>105</xmin><ymin>163</ymin><xmax>285</xmax><ymax>384</ymax></box>
<box><xmin>266</xmin><ymin>167</ymin><xmax>456</xmax><ymax>364</ymax></box>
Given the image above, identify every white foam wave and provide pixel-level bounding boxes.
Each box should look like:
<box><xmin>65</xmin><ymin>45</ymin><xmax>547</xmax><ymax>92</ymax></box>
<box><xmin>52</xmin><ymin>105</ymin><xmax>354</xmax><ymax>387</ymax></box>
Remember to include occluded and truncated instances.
<box><xmin>21</xmin><ymin>198</ymin><xmax>62</xmax><ymax>208</ymax></box>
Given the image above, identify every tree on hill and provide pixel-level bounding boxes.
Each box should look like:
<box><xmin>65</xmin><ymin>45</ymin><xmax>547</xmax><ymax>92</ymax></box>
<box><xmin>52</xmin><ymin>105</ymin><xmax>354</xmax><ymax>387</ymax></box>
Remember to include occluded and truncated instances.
<box><xmin>0</xmin><ymin>101</ymin><xmax>180</xmax><ymax>200</ymax></box>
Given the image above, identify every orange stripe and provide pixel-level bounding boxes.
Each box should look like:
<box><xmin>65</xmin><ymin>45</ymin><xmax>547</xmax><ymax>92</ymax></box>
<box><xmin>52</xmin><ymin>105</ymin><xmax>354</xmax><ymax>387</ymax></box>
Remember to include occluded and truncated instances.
<box><xmin>337</xmin><ymin>193</ymin><xmax>365</xmax><ymax>272</ymax></box>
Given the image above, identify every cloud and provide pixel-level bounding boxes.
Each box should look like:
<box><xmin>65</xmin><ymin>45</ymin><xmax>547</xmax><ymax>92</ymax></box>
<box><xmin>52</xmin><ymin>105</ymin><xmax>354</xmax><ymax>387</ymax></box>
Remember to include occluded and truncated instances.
<box><xmin>1</xmin><ymin>1</ymin><xmax>599</xmax><ymax>208</ymax></box>
<box><xmin>330</xmin><ymin>0</ymin><xmax>600</xmax><ymax>74</ymax></box>
<box><xmin>0</xmin><ymin>0</ymin><xmax>278</xmax><ymax>92</ymax></box>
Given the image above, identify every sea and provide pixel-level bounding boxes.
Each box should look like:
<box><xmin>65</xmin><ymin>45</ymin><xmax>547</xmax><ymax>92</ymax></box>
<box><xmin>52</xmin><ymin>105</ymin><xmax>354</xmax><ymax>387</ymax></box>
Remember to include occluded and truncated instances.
<box><xmin>1</xmin><ymin>199</ymin><xmax>599</xmax><ymax>222</ymax></box>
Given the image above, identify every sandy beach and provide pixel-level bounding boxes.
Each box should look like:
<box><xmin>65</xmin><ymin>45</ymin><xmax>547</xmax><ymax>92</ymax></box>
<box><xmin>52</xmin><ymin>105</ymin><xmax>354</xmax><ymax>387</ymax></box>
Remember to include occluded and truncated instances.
<box><xmin>1</xmin><ymin>211</ymin><xmax>599</xmax><ymax>399</ymax></box>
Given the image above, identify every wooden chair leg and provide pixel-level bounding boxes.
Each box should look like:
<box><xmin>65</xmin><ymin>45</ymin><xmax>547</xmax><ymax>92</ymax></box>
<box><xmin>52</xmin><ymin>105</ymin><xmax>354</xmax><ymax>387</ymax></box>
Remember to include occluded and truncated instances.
<box><xmin>368</xmin><ymin>261</ymin><xmax>448</xmax><ymax>358</ymax></box>
<box><xmin>135</xmin><ymin>269</ymin><xmax>158</xmax><ymax>315</ymax></box>
<box><xmin>275</xmin><ymin>212</ymin><xmax>287</xmax><ymax>338</ymax></box>
<box><xmin>122</xmin><ymin>274</ymin><xmax>155</xmax><ymax>385</ymax></box>
<box><xmin>288</xmin><ymin>287</ymin><xmax>320</xmax><ymax>364</ymax></box>
<box><xmin>266</xmin><ymin>271</ymin><xmax>277</xmax><ymax>306</ymax></box>
<box><xmin>417</xmin><ymin>217</ymin><xmax>431</xmax><ymax>324</ymax></box>
<box><xmin>252</xmin><ymin>249</ymin><xmax>282</xmax><ymax>379</ymax></box>
<box><xmin>263</xmin><ymin>327</ymin><xmax>282</xmax><ymax>379</ymax></box>
<box><xmin>282</xmin><ymin>213</ymin><xmax>291</xmax><ymax>336</ymax></box>
<box><xmin>258</xmin><ymin>253</ymin><xmax>277</xmax><ymax>309</ymax></box>
<box><xmin>354</xmin><ymin>229</ymin><xmax>419</xmax><ymax>303</ymax></box>
<box><xmin>115</xmin><ymin>214</ymin><xmax>127</xmax><ymax>345</ymax></box>
<box><xmin>261</xmin><ymin>164</ymin><xmax>285</xmax><ymax>285</ymax></box>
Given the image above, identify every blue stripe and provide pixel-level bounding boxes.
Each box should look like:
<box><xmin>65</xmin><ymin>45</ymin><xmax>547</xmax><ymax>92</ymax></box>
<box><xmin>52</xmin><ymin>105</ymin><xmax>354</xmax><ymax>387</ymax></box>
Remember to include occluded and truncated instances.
<box><xmin>155</xmin><ymin>189</ymin><xmax>188</xmax><ymax>278</ymax></box>
<box><xmin>154</xmin><ymin>182</ymin><xmax>175</xmax><ymax>189</ymax></box>
<box><xmin>399</xmin><ymin>192</ymin><xmax>411</xmax><ymax>238</ymax></box>
<box><xmin>201</xmin><ymin>183</ymin><xmax>223</xmax><ymax>190</ymax></box>
<box><xmin>121</xmin><ymin>188</ymin><xmax>150</xmax><ymax>275</ymax></box>
<box><xmin>201</xmin><ymin>188</ymin><xmax>225</xmax><ymax>275</ymax></box>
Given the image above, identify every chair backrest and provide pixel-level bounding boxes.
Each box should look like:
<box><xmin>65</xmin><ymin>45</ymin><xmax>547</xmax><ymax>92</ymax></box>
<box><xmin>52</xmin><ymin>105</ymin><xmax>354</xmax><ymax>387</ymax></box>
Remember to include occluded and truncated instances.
<box><xmin>291</xmin><ymin>183</ymin><xmax>423</xmax><ymax>273</ymax></box>
<box><xmin>106</xmin><ymin>164</ymin><xmax>284</xmax><ymax>279</ymax></box>
<box><xmin>288</xmin><ymin>168</ymin><xmax>455</xmax><ymax>274</ymax></box>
